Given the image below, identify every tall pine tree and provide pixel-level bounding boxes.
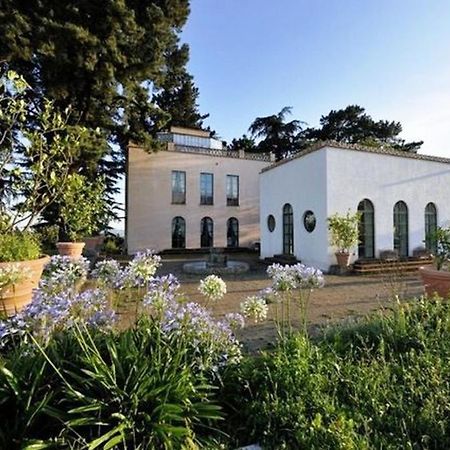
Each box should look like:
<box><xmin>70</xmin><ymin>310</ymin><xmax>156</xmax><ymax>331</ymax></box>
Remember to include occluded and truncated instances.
<box><xmin>153</xmin><ymin>43</ymin><xmax>208</xmax><ymax>129</ymax></box>
<box><xmin>0</xmin><ymin>0</ymin><xmax>207</xmax><ymax>226</ymax></box>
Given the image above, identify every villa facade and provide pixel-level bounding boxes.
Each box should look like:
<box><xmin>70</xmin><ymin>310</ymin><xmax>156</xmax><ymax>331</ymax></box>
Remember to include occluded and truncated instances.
<box><xmin>126</xmin><ymin>127</ymin><xmax>272</xmax><ymax>253</ymax></box>
<box><xmin>260</xmin><ymin>142</ymin><xmax>450</xmax><ymax>271</ymax></box>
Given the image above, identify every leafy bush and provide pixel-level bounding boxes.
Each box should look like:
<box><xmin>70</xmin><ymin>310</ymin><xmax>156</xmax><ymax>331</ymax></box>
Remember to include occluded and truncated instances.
<box><xmin>0</xmin><ymin>231</ymin><xmax>41</xmax><ymax>262</ymax></box>
<box><xmin>0</xmin><ymin>252</ymin><xmax>241</xmax><ymax>448</ymax></box>
<box><xmin>58</xmin><ymin>173</ymin><xmax>107</xmax><ymax>241</ymax></box>
<box><xmin>0</xmin><ymin>321</ymin><xmax>224</xmax><ymax>449</ymax></box>
<box><xmin>222</xmin><ymin>299</ymin><xmax>450</xmax><ymax>449</ymax></box>
<box><xmin>328</xmin><ymin>211</ymin><xmax>361</xmax><ymax>253</ymax></box>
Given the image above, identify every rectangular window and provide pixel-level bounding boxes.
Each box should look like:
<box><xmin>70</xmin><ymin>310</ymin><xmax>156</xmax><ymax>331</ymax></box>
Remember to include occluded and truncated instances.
<box><xmin>226</xmin><ymin>175</ymin><xmax>239</xmax><ymax>206</ymax></box>
<box><xmin>200</xmin><ymin>173</ymin><xmax>213</xmax><ymax>205</ymax></box>
<box><xmin>171</xmin><ymin>171</ymin><xmax>186</xmax><ymax>204</ymax></box>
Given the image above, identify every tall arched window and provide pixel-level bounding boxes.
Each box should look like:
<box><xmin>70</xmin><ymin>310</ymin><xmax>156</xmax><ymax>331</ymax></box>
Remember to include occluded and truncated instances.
<box><xmin>425</xmin><ymin>202</ymin><xmax>437</xmax><ymax>253</ymax></box>
<box><xmin>227</xmin><ymin>217</ymin><xmax>239</xmax><ymax>248</ymax></box>
<box><xmin>200</xmin><ymin>217</ymin><xmax>214</xmax><ymax>248</ymax></box>
<box><xmin>393</xmin><ymin>201</ymin><xmax>409</xmax><ymax>257</ymax></box>
<box><xmin>358</xmin><ymin>199</ymin><xmax>375</xmax><ymax>258</ymax></box>
<box><xmin>282</xmin><ymin>203</ymin><xmax>294</xmax><ymax>255</ymax></box>
<box><xmin>172</xmin><ymin>217</ymin><xmax>186</xmax><ymax>249</ymax></box>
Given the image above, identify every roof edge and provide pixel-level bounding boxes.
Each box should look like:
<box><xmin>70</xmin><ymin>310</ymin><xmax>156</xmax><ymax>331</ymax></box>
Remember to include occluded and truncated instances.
<box><xmin>261</xmin><ymin>140</ymin><xmax>450</xmax><ymax>173</ymax></box>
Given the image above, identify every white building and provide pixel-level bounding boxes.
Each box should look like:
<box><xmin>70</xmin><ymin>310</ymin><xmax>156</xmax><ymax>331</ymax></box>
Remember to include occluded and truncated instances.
<box><xmin>126</xmin><ymin>127</ymin><xmax>272</xmax><ymax>253</ymax></box>
<box><xmin>260</xmin><ymin>142</ymin><xmax>450</xmax><ymax>271</ymax></box>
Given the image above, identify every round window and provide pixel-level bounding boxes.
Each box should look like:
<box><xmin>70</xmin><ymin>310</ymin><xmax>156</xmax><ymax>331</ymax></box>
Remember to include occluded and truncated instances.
<box><xmin>267</xmin><ymin>215</ymin><xmax>276</xmax><ymax>232</ymax></box>
<box><xmin>303</xmin><ymin>211</ymin><xmax>316</xmax><ymax>232</ymax></box>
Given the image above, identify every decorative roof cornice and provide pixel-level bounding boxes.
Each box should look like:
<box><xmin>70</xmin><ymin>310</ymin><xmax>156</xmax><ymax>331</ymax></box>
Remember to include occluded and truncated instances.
<box><xmin>260</xmin><ymin>140</ymin><xmax>450</xmax><ymax>173</ymax></box>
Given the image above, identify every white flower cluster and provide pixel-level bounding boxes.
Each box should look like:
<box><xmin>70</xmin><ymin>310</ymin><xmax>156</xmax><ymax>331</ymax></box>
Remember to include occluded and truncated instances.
<box><xmin>128</xmin><ymin>250</ymin><xmax>162</xmax><ymax>285</ymax></box>
<box><xmin>198</xmin><ymin>275</ymin><xmax>227</xmax><ymax>302</ymax></box>
<box><xmin>240</xmin><ymin>295</ymin><xmax>268</xmax><ymax>323</ymax></box>
<box><xmin>267</xmin><ymin>263</ymin><xmax>325</xmax><ymax>292</ymax></box>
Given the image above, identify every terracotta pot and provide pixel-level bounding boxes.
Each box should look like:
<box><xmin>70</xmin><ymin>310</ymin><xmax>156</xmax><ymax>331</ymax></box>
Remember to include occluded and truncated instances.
<box><xmin>56</xmin><ymin>242</ymin><xmax>86</xmax><ymax>259</ymax></box>
<box><xmin>83</xmin><ymin>236</ymin><xmax>104</xmax><ymax>253</ymax></box>
<box><xmin>335</xmin><ymin>251</ymin><xmax>351</xmax><ymax>268</ymax></box>
<box><xmin>0</xmin><ymin>255</ymin><xmax>50</xmax><ymax>316</ymax></box>
<box><xmin>419</xmin><ymin>266</ymin><xmax>450</xmax><ymax>298</ymax></box>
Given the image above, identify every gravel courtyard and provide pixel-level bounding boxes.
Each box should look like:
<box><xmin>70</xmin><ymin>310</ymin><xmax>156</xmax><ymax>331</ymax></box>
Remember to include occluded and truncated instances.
<box><xmin>134</xmin><ymin>252</ymin><xmax>426</xmax><ymax>351</ymax></box>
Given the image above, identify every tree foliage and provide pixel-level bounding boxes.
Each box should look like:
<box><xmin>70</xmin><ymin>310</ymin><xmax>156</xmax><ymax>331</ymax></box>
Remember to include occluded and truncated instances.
<box><xmin>153</xmin><ymin>43</ymin><xmax>208</xmax><ymax>129</ymax></box>
<box><xmin>248</xmin><ymin>107</ymin><xmax>304</xmax><ymax>160</ymax></box>
<box><xmin>302</xmin><ymin>105</ymin><xmax>423</xmax><ymax>152</ymax></box>
<box><xmin>239</xmin><ymin>104</ymin><xmax>423</xmax><ymax>160</ymax></box>
<box><xmin>0</xmin><ymin>0</ymin><xmax>207</xmax><ymax>226</ymax></box>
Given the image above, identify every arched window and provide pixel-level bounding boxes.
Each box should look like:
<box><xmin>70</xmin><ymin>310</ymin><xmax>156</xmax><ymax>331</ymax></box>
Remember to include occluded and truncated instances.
<box><xmin>425</xmin><ymin>202</ymin><xmax>437</xmax><ymax>253</ymax></box>
<box><xmin>282</xmin><ymin>203</ymin><xmax>294</xmax><ymax>255</ymax></box>
<box><xmin>200</xmin><ymin>217</ymin><xmax>214</xmax><ymax>248</ymax></box>
<box><xmin>358</xmin><ymin>199</ymin><xmax>375</xmax><ymax>258</ymax></box>
<box><xmin>172</xmin><ymin>217</ymin><xmax>186</xmax><ymax>249</ymax></box>
<box><xmin>227</xmin><ymin>217</ymin><xmax>239</xmax><ymax>248</ymax></box>
<box><xmin>393</xmin><ymin>201</ymin><xmax>409</xmax><ymax>257</ymax></box>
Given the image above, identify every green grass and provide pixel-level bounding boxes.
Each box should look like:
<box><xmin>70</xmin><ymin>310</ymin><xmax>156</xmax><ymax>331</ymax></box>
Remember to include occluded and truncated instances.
<box><xmin>221</xmin><ymin>298</ymin><xmax>450</xmax><ymax>449</ymax></box>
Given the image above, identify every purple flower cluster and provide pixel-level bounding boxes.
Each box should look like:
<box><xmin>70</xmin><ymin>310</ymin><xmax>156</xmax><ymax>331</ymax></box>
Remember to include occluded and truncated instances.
<box><xmin>91</xmin><ymin>250</ymin><xmax>162</xmax><ymax>289</ymax></box>
<box><xmin>0</xmin><ymin>288</ymin><xmax>115</xmax><ymax>346</ymax></box>
<box><xmin>40</xmin><ymin>255</ymin><xmax>90</xmax><ymax>294</ymax></box>
<box><xmin>158</xmin><ymin>299</ymin><xmax>242</xmax><ymax>367</ymax></box>
<box><xmin>90</xmin><ymin>259</ymin><xmax>122</xmax><ymax>287</ymax></box>
<box><xmin>143</xmin><ymin>274</ymin><xmax>180</xmax><ymax>310</ymax></box>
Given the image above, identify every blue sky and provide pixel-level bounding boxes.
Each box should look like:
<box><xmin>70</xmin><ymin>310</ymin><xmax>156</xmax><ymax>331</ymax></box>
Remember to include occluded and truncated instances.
<box><xmin>182</xmin><ymin>0</ymin><xmax>450</xmax><ymax>156</ymax></box>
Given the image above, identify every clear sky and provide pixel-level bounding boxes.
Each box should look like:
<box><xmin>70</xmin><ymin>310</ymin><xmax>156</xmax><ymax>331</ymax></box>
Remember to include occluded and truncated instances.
<box><xmin>182</xmin><ymin>0</ymin><xmax>450</xmax><ymax>156</ymax></box>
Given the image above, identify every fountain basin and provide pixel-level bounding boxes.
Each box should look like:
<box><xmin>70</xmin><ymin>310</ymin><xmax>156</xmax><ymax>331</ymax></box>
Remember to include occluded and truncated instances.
<box><xmin>183</xmin><ymin>260</ymin><xmax>249</xmax><ymax>275</ymax></box>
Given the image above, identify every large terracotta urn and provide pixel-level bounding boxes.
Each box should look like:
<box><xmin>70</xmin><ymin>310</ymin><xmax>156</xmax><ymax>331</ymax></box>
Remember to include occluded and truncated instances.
<box><xmin>335</xmin><ymin>251</ymin><xmax>351</xmax><ymax>268</ymax></box>
<box><xmin>419</xmin><ymin>266</ymin><xmax>450</xmax><ymax>298</ymax></box>
<box><xmin>56</xmin><ymin>242</ymin><xmax>85</xmax><ymax>259</ymax></box>
<box><xmin>0</xmin><ymin>255</ymin><xmax>50</xmax><ymax>316</ymax></box>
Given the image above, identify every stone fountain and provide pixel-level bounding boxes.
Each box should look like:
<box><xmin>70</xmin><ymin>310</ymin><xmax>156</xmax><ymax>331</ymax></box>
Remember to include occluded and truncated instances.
<box><xmin>183</xmin><ymin>247</ymin><xmax>249</xmax><ymax>275</ymax></box>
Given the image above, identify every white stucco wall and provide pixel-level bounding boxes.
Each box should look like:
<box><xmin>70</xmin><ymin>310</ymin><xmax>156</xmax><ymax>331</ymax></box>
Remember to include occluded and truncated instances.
<box><xmin>260</xmin><ymin>150</ymin><xmax>329</xmax><ymax>269</ymax></box>
<box><xmin>261</xmin><ymin>145</ymin><xmax>450</xmax><ymax>271</ymax></box>
<box><xmin>127</xmin><ymin>145</ymin><xmax>269</xmax><ymax>253</ymax></box>
<box><xmin>325</xmin><ymin>147</ymin><xmax>450</xmax><ymax>267</ymax></box>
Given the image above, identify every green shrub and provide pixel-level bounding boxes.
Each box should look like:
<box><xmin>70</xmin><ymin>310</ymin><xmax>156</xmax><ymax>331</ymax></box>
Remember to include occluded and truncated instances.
<box><xmin>222</xmin><ymin>299</ymin><xmax>450</xmax><ymax>449</ymax></box>
<box><xmin>0</xmin><ymin>318</ymin><xmax>224</xmax><ymax>449</ymax></box>
<box><xmin>0</xmin><ymin>231</ymin><xmax>41</xmax><ymax>262</ymax></box>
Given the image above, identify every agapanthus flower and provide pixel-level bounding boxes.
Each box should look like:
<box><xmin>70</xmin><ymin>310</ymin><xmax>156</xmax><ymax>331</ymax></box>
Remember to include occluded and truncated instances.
<box><xmin>223</xmin><ymin>312</ymin><xmax>245</xmax><ymax>331</ymax></box>
<box><xmin>240</xmin><ymin>296</ymin><xmax>268</xmax><ymax>323</ymax></box>
<box><xmin>198</xmin><ymin>275</ymin><xmax>227</xmax><ymax>302</ymax></box>
<box><xmin>267</xmin><ymin>263</ymin><xmax>325</xmax><ymax>292</ymax></box>
<box><xmin>91</xmin><ymin>259</ymin><xmax>122</xmax><ymax>286</ymax></box>
<box><xmin>128</xmin><ymin>250</ymin><xmax>161</xmax><ymax>286</ymax></box>
<box><xmin>143</xmin><ymin>274</ymin><xmax>180</xmax><ymax>311</ymax></box>
<box><xmin>40</xmin><ymin>255</ymin><xmax>90</xmax><ymax>294</ymax></box>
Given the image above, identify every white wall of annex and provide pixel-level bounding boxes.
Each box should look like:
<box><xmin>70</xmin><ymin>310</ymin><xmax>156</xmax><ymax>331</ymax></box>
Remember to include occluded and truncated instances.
<box><xmin>260</xmin><ymin>149</ymin><xmax>329</xmax><ymax>269</ymax></box>
<box><xmin>325</xmin><ymin>147</ymin><xmax>450</xmax><ymax>266</ymax></box>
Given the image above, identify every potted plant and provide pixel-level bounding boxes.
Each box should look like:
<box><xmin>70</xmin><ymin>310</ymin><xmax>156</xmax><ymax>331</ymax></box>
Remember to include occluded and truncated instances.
<box><xmin>56</xmin><ymin>173</ymin><xmax>106</xmax><ymax>258</ymax></box>
<box><xmin>419</xmin><ymin>227</ymin><xmax>450</xmax><ymax>298</ymax></box>
<box><xmin>0</xmin><ymin>229</ymin><xmax>49</xmax><ymax>315</ymax></box>
<box><xmin>328</xmin><ymin>211</ymin><xmax>361</xmax><ymax>268</ymax></box>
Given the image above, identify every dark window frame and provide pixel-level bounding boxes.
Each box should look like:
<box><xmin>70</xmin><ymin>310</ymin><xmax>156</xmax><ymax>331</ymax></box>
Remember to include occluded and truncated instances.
<box><xmin>200</xmin><ymin>216</ymin><xmax>214</xmax><ymax>247</ymax></box>
<box><xmin>200</xmin><ymin>173</ymin><xmax>214</xmax><ymax>205</ymax></box>
<box><xmin>425</xmin><ymin>202</ymin><xmax>437</xmax><ymax>253</ymax></box>
<box><xmin>303</xmin><ymin>210</ymin><xmax>316</xmax><ymax>233</ymax></box>
<box><xmin>393</xmin><ymin>201</ymin><xmax>409</xmax><ymax>257</ymax></box>
<box><xmin>283</xmin><ymin>203</ymin><xmax>294</xmax><ymax>255</ymax></box>
<box><xmin>267</xmin><ymin>215</ymin><xmax>276</xmax><ymax>232</ymax></box>
<box><xmin>171</xmin><ymin>216</ymin><xmax>186</xmax><ymax>249</ymax></box>
<box><xmin>358</xmin><ymin>199</ymin><xmax>375</xmax><ymax>259</ymax></box>
<box><xmin>227</xmin><ymin>217</ymin><xmax>239</xmax><ymax>248</ymax></box>
<box><xmin>226</xmin><ymin>175</ymin><xmax>239</xmax><ymax>206</ymax></box>
<box><xmin>171</xmin><ymin>170</ymin><xmax>186</xmax><ymax>204</ymax></box>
